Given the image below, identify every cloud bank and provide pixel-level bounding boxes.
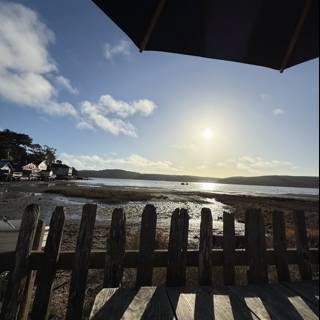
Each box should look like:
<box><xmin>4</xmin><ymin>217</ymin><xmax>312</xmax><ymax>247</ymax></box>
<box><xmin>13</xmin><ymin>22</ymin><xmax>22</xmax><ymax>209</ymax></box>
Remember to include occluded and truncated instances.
<box><xmin>79</xmin><ymin>95</ymin><xmax>157</xmax><ymax>137</ymax></box>
<box><xmin>60</xmin><ymin>153</ymin><xmax>178</xmax><ymax>174</ymax></box>
<box><xmin>0</xmin><ymin>3</ymin><xmax>155</xmax><ymax>137</ymax></box>
<box><xmin>0</xmin><ymin>2</ymin><xmax>78</xmax><ymax>117</ymax></box>
<box><xmin>217</xmin><ymin>155</ymin><xmax>297</xmax><ymax>174</ymax></box>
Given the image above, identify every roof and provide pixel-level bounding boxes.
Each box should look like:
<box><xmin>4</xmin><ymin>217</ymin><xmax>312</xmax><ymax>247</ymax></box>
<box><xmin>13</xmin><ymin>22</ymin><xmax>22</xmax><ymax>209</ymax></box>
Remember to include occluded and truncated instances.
<box><xmin>0</xmin><ymin>160</ymin><xmax>12</xmax><ymax>168</ymax></box>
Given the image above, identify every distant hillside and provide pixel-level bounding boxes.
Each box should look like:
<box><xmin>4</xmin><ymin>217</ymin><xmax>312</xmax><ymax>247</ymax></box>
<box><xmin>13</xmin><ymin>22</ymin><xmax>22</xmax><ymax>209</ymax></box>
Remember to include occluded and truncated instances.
<box><xmin>79</xmin><ymin>169</ymin><xmax>319</xmax><ymax>189</ymax></box>
<box><xmin>218</xmin><ymin>175</ymin><xmax>319</xmax><ymax>188</ymax></box>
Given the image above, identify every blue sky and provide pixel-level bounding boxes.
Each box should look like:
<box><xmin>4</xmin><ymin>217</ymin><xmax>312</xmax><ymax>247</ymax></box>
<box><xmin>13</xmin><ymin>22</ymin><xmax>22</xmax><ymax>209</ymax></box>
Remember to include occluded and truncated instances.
<box><xmin>0</xmin><ymin>0</ymin><xmax>319</xmax><ymax>177</ymax></box>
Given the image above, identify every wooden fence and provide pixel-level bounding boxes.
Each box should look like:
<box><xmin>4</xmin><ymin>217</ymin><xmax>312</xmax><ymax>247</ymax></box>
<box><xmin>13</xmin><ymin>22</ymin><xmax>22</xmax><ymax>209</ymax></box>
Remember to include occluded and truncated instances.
<box><xmin>0</xmin><ymin>203</ymin><xmax>318</xmax><ymax>320</ymax></box>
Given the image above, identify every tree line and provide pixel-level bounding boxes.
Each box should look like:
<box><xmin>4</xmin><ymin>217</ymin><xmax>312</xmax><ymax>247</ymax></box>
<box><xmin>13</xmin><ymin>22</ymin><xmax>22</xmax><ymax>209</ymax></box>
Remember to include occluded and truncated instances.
<box><xmin>0</xmin><ymin>129</ymin><xmax>56</xmax><ymax>165</ymax></box>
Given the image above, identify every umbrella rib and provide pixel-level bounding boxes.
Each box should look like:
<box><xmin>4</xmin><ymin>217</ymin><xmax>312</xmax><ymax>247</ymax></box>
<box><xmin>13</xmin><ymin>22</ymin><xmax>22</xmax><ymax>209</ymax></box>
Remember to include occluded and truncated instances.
<box><xmin>280</xmin><ymin>0</ymin><xmax>313</xmax><ymax>73</ymax></box>
<box><xmin>140</xmin><ymin>0</ymin><xmax>167</xmax><ymax>52</ymax></box>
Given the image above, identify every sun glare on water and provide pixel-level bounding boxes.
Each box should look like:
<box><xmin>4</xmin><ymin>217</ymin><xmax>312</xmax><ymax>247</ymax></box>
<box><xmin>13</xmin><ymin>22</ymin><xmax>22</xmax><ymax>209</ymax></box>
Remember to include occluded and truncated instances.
<box><xmin>202</xmin><ymin>128</ymin><xmax>213</xmax><ymax>141</ymax></box>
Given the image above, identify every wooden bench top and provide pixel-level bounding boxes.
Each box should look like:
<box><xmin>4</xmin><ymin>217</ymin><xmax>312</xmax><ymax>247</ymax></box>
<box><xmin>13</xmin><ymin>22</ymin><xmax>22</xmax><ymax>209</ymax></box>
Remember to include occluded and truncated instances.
<box><xmin>90</xmin><ymin>281</ymin><xmax>319</xmax><ymax>320</ymax></box>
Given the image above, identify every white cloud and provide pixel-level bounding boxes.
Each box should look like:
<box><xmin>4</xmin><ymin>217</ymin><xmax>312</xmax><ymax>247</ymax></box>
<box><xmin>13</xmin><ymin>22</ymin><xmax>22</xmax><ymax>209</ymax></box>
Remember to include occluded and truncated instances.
<box><xmin>103</xmin><ymin>39</ymin><xmax>131</xmax><ymax>60</ymax></box>
<box><xmin>80</xmin><ymin>101</ymin><xmax>137</xmax><ymax>137</ymax></box>
<box><xmin>273</xmin><ymin>108</ymin><xmax>285</xmax><ymax>116</ymax></box>
<box><xmin>59</xmin><ymin>153</ymin><xmax>178</xmax><ymax>174</ymax></box>
<box><xmin>0</xmin><ymin>2</ymin><xmax>77</xmax><ymax>117</ymax></box>
<box><xmin>79</xmin><ymin>95</ymin><xmax>157</xmax><ymax>137</ymax></box>
<box><xmin>55</xmin><ymin>75</ymin><xmax>78</xmax><ymax>95</ymax></box>
<box><xmin>218</xmin><ymin>155</ymin><xmax>297</xmax><ymax>174</ymax></box>
<box><xmin>98</xmin><ymin>95</ymin><xmax>156</xmax><ymax>118</ymax></box>
<box><xmin>76</xmin><ymin>120</ymin><xmax>94</xmax><ymax>130</ymax></box>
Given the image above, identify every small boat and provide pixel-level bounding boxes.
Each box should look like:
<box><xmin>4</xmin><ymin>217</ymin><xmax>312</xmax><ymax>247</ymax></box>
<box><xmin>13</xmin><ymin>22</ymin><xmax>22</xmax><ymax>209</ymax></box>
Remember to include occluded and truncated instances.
<box><xmin>0</xmin><ymin>218</ymin><xmax>48</xmax><ymax>253</ymax></box>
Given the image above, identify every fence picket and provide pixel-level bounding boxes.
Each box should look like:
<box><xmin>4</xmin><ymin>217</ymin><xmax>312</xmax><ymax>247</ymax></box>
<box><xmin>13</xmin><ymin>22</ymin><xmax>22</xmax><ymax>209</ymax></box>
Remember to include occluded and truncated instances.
<box><xmin>293</xmin><ymin>210</ymin><xmax>313</xmax><ymax>280</ymax></box>
<box><xmin>199</xmin><ymin>208</ymin><xmax>213</xmax><ymax>285</ymax></box>
<box><xmin>167</xmin><ymin>208</ymin><xmax>189</xmax><ymax>286</ymax></box>
<box><xmin>17</xmin><ymin>219</ymin><xmax>45</xmax><ymax>320</ymax></box>
<box><xmin>272</xmin><ymin>210</ymin><xmax>290</xmax><ymax>282</ymax></box>
<box><xmin>136</xmin><ymin>205</ymin><xmax>157</xmax><ymax>286</ymax></box>
<box><xmin>31</xmin><ymin>207</ymin><xmax>65</xmax><ymax>319</ymax></box>
<box><xmin>66</xmin><ymin>204</ymin><xmax>97</xmax><ymax>320</ymax></box>
<box><xmin>0</xmin><ymin>204</ymin><xmax>39</xmax><ymax>320</ymax></box>
<box><xmin>223</xmin><ymin>212</ymin><xmax>236</xmax><ymax>285</ymax></box>
<box><xmin>245</xmin><ymin>209</ymin><xmax>268</xmax><ymax>284</ymax></box>
<box><xmin>104</xmin><ymin>208</ymin><xmax>126</xmax><ymax>287</ymax></box>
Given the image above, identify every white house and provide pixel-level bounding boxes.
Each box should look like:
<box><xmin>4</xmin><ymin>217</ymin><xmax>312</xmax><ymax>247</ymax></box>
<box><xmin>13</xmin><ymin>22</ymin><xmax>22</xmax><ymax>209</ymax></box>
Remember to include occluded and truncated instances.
<box><xmin>0</xmin><ymin>160</ymin><xmax>13</xmax><ymax>174</ymax></box>
<box><xmin>38</xmin><ymin>160</ymin><xmax>49</xmax><ymax>171</ymax></box>
<box><xmin>22</xmin><ymin>163</ymin><xmax>40</xmax><ymax>174</ymax></box>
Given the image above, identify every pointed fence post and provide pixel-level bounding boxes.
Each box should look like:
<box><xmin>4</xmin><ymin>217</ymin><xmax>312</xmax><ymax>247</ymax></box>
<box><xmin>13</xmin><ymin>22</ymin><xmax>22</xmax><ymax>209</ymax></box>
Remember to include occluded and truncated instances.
<box><xmin>104</xmin><ymin>208</ymin><xmax>126</xmax><ymax>288</ymax></box>
<box><xmin>136</xmin><ymin>205</ymin><xmax>157</xmax><ymax>286</ymax></box>
<box><xmin>0</xmin><ymin>204</ymin><xmax>39</xmax><ymax>320</ymax></box>
<box><xmin>272</xmin><ymin>210</ymin><xmax>290</xmax><ymax>282</ymax></box>
<box><xmin>17</xmin><ymin>219</ymin><xmax>45</xmax><ymax>320</ymax></box>
<box><xmin>31</xmin><ymin>207</ymin><xmax>65</xmax><ymax>320</ymax></box>
<box><xmin>167</xmin><ymin>208</ymin><xmax>189</xmax><ymax>286</ymax></box>
<box><xmin>245</xmin><ymin>209</ymin><xmax>268</xmax><ymax>284</ymax></box>
<box><xmin>223</xmin><ymin>212</ymin><xmax>236</xmax><ymax>285</ymax></box>
<box><xmin>66</xmin><ymin>204</ymin><xmax>97</xmax><ymax>320</ymax></box>
<box><xmin>293</xmin><ymin>210</ymin><xmax>313</xmax><ymax>280</ymax></box>
<box><xmin>198</xmin><ymin>208</ymin><xmax>213</xmax><ymax>285</ymax></box>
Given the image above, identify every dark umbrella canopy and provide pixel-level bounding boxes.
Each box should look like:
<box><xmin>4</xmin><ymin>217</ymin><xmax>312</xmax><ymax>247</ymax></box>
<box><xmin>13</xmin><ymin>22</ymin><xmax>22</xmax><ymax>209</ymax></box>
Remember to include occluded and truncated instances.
<box><xmin>92</xmin><ymin>0</ymin><xmax>319</xmax><ymax>72</ymax></box>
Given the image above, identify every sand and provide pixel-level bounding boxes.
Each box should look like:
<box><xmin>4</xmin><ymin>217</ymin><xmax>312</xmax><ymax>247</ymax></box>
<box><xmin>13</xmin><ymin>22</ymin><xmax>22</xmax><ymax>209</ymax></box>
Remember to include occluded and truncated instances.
<box><xmin>0</xmin><ymin>181</ymin><xmax>318</xmax><ymax>319</ymax></box>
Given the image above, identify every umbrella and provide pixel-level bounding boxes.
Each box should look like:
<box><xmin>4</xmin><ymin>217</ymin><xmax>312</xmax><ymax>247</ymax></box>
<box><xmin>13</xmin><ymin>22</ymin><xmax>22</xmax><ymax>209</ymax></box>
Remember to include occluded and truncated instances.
<box><xmin>91</xmin><ymin>0</ymin><xmax>319</xmax><ymax>72</ymax></box>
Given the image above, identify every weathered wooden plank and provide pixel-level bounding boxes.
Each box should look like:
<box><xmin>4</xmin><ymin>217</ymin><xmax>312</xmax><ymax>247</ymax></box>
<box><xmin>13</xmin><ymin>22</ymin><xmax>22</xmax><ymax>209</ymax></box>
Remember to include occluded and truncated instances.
<box><xmin>140</xmin><ymin>286</ymin><xmax>175</xmax><ymax>320</ymax></box>
<box><xmin>245</xmin><ymin>209</ymin><xmax>268</xmax><ymax>284</ymax></box>
<box><xmin>90</xmin><ymin>287</ymin><xmax>175</xmax><ymax>320</ymax></box>
<box><xmin>66</xmin><ymin>204</ymin><xmax>97</xmax><ymax>320</ymax></box>
<box><xmin>136</xmin><ymin>205</ymin><xmax>157</xmax><ymax>286</ymax></box>
<box><xmin>207</xmin><ymin>287</ymin><xmax>260</xmax><ymax>320</ymax></box>
<box><xmin>274</xmin><ymin>282</ymin><xmax>319</xmax><ymax>317</ymax></box>
<box><xmin>104</xmin><ymin>208</ymin><xmax>126</xmax><ymax>288</ymax></box>
<box><xmin>31</xmin><ymin>207</ymin><xmax>65</xmax><ymax>320</ymax></box>
<box><xmin>166</xmin><ymin>287</ymin><xmax>213</xmax><ymax>320</ymax></box>
<box><xmin>223</xmin><ymin>212</ymin><xmax>236</xmax><ymax>285</ymax></box>
<box><xmin>90</xmin><ymin>288</ymin><xmax>120</xmax><ymax>319</ymax></box>
<box><xmin>283</xmin><ymin>280</ymin><xmax>319</xmax><ymax>307</ymax></box>
<box><xmin>293</xmin><ymin>210</ymin><xmax>313</xmax><ymax>280</ymax></box>
<box><xmin>1</xmin><ymin>247</ymin><xmax>318</xmax><ymax>272</ymax></box>
<box><xmin>17</xmin><ymin>220</ymin><xmax>45</xmax><ymax>320</ymax></box>
<box><xmin>227</xmin><ymin>285</ymin><xmax>270</xmax><ymax>320</ymax></box>
<box><xmin>272</xmin><ymin>210</ymin><xmax>290</xmax><ymax>282</ymax></box>
<box><xmin>166</xmin><ymin>208</ymin><xmax>189</xmax><ymax>287</ymax></box>
<box><xmin>231</xmin><ymin>282</ymin><xmax>318</xmax><ymax>320</ymax></box>
<box><xmin>198</xmin><ymin>208</ymin><xmax>212</xmax><ymax>286</ymax></box>
<box><xmin>264</xmin><ymin>283</ymin><xmax>318</xmax><ymax>319</ymax></box>
<box><xmin>0</xmin><ymin>204</ymin><xmax>39</xmax><ymax>320</ymax></box>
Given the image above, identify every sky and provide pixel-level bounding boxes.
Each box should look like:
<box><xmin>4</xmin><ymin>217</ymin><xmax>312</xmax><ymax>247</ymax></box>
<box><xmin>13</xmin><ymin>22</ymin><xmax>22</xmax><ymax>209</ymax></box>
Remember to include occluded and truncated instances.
<box><xmin>0</xmin><ymin>0</ymin><xmax>319</xmax><ymax>177</ymax></box>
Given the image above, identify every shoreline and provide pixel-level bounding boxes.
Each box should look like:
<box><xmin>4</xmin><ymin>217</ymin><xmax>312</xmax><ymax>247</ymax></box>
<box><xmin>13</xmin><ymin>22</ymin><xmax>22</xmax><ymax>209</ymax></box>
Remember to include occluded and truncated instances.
<box><xmin>1</xmin><ymin>180</ymin><xmax>319</xmax><ymax>199</ymax></box>
<box><xmin>0</xmin><ymin>181</ymin><xmax>318</xmax><ymax>232</ymax></box>
<box><xmin>1</xmin><ymin>181</ymin><xmax>319</xmax><ymax>319</ymax></box>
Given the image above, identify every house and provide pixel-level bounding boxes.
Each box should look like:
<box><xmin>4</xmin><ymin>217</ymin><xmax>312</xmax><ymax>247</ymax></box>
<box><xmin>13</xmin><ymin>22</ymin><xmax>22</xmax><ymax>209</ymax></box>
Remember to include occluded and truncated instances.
<box><xmin>38</xmin><ymin>160</ymin><xmax>49</xmax><ymax>171</ymax></box>
<box><xmin>68</xmin><ymin>167</ymin><xmax>78</xmax><ymax>178</ymax></box>
<box><xmin>22</xmin><ymin>163</ymin><xmax>39</xmax><ymax>173</ymax></box>
<box><xmin>0</xmin><ymin>160</ymin><xmax>13</xmax><ymax>176</ymax></box>
<box><xmin>50</xmin><ymin>163</ymin><xmax>69</xmax><ymax>179</ymax></box>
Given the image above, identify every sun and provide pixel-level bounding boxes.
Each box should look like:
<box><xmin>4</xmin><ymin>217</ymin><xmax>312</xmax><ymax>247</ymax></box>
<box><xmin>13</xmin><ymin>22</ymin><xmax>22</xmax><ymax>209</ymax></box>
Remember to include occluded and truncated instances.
<box><xmin>202</xmin><ymin>128</ymin><xmax>213</xmax><ymax>140</ymax></box>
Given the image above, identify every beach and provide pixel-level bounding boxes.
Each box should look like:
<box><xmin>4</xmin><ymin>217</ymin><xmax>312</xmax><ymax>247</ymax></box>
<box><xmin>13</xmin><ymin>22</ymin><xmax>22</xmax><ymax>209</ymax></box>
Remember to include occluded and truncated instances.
<box><xmin>0</xmin><ymin>180</ymin><xmax>318</xmax><ymax>247</ymax></box>
<box><xmin>1</xmin><ymin>180</ymin><xmax>319</xmax><ymax>319</ymax></box>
